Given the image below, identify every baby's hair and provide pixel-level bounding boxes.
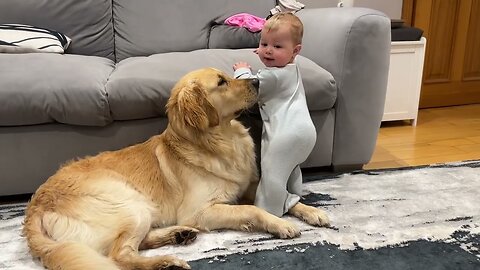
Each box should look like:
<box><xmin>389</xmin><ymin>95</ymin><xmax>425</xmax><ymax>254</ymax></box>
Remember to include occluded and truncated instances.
<box><xmin>263</xmin><ymin>12</ymin><xmax>303</xmax><ymax>45</ymax></box>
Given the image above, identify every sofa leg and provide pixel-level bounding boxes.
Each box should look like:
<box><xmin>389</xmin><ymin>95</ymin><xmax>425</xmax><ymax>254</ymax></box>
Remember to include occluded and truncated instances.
<box><xmin>332</xmin><ymin>164</ymin><xmax>364</xmax><ymax>173</ymax></box>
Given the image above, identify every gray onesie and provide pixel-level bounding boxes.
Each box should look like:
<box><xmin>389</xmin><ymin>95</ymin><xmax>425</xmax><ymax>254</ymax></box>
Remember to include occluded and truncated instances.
<box><xmin>234</xmin><ymin>63</ymin><xmax>316</xmax><ymax>217</ymax></box>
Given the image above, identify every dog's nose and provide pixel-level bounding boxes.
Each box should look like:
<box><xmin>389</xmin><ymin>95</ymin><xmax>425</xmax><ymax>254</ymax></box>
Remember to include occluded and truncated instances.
<box><xmin>251</xmin><ymin>78</ymin><xmax>259</xmax><ymax>90</ymax></box>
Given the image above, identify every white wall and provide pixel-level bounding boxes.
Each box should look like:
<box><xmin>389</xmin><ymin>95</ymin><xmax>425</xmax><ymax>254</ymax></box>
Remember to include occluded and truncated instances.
<box><xmin>301</xmin><ymin>0</ymin><xmax>402</xmax><ymax>19</ymax></box>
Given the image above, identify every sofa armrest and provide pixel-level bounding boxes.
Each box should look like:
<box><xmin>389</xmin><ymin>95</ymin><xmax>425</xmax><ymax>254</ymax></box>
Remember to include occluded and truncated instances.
<box><xmin>297</xmin><ymin>7</ymin><xmax>391</xmax><ymax>168</ymax></box>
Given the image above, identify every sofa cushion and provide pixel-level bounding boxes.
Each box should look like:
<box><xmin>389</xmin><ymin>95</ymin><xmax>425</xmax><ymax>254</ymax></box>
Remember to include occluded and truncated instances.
<box><xmin>113</xmin><ymin>0</ymin><xmax>275</xmax><ymax>62</ymax></box>
<box><xmin>0</xmin><ymin>54</ymin><xmax>114</xmax><ymax>126</ymax></box>
<box><xmin>208</xmin><ymin>25</ymin><xmax>261</xmax><ymax>49</ymax></box>
<box><xmin>0</xmin><ymin>0</ymin><xmax>114</xmax><ymax>60</ymax></box>
<box><xmin>106</xmin><ymin>49</ymin><xmax>336</xmax><ymax>121</ymax></box>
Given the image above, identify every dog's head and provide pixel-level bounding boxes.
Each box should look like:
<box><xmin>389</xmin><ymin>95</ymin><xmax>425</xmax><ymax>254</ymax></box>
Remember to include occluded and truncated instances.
<box><xmin>166</xmin><ymin>68</ymin><xmax>258</xmax><ymax>131</ymax></box>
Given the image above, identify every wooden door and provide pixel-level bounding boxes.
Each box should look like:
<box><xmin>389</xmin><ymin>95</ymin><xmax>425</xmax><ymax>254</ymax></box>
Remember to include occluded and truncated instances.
<box><xmin>403</xmin><ymin>0</ymin><xmax>480</xmax><ymax>108</ymax></box>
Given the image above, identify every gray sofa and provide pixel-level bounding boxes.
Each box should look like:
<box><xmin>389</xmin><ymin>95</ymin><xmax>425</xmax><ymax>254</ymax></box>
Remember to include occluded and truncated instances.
<box><xmin>0</xmin><ymin>0</ymin><xmax>391</xmax><ymax>196</ymax></box>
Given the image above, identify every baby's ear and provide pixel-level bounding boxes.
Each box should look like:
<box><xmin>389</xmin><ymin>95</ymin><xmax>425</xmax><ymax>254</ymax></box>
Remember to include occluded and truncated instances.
<box><xmin>293</xmin><ymin>44</ymin><xmax>302</xmax><ymax>56</ymax></box>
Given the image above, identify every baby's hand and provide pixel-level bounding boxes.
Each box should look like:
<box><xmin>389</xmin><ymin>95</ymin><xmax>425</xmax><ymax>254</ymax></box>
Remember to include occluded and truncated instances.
<box><xmin>233</xmin><ymin>61</ymin><xmax>251</xmax><ymax>71</ymax></box>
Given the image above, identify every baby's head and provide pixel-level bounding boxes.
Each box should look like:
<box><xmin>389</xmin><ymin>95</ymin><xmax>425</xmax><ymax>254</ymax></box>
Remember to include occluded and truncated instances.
<box><xmin>257</xmin><ymin>12</ymin><xmax>303</xmax><ymax>67</ymax></box>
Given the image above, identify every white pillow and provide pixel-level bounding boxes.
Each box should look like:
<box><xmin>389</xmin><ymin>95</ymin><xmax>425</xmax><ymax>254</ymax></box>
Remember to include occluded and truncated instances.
<box><xmin>0</xmin><ymin>24</ymin><xmax>71</xmax><ymax>54</ymax></box>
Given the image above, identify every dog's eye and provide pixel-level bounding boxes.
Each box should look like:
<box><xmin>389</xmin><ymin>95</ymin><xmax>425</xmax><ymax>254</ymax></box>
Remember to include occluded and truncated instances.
<box><xmin>218</xmin><ymin>77</ymin><xmax>227</xmax><ymax>86</ymax></box>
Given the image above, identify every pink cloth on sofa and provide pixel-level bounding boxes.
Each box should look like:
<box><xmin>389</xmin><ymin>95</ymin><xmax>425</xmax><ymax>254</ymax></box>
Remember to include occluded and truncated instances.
<box><xmin>224</xmin><ymin>13</ymin><xmax>266</xmax><ymax>33</ymax></box>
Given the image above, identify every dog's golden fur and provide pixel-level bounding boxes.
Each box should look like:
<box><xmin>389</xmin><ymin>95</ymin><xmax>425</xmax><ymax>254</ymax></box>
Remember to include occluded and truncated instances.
<box><xmin>23</xmin><ymin>68</ymin><xmax>329</xmax><ymax>270</ymax></box>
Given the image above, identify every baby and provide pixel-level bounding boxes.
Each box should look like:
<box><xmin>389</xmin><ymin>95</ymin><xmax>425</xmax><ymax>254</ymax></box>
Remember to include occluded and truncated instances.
<box><xmin>233</xmin><ymin>12</ymin><xmax>316</xmax><ymax>217</ymax></box>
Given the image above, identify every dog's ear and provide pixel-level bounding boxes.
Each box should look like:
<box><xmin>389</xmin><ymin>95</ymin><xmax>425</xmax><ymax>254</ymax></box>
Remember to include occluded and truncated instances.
<box><xmin>204</xmin><ymin>98</ymin><xmax>220</xmax><ymax>128</ymax></box>
<box><xmin>169</xmin><ymin>81</ymin><xmax>219</xmax><ymax>130</ymax></box>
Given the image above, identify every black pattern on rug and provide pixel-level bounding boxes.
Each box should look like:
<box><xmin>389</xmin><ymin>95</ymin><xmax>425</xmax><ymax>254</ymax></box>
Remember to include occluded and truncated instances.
<box><xmin>1</xmin><ymin>160</ymin><xmax>479</xmax><ymax>269</ymax></box>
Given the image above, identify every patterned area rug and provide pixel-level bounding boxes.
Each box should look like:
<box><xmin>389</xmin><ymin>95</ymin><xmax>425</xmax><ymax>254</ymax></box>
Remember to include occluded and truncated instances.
<box><xmin>1</xmin><ymin>161</ymin><xmax>479</xmax><ymax>269</ymax></box>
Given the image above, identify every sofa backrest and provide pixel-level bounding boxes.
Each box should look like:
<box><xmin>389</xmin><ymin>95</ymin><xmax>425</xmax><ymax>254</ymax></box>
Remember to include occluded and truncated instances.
<box><xmin>113</xmin><ymin>0</ymin><xmax>275</xmax><ymax>62</ymax></box>
<box><xmin>0</xmin><ymin>0</ymin><xmax>115</xmax><ymax>60</ymax></box>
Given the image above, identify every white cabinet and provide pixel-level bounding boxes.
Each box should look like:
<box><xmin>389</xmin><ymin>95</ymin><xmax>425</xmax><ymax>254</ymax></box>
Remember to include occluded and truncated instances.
<box><xmin>382</xmin><ymin>37</ymin><xmax>426</xmax><ymax>126</ymax></box>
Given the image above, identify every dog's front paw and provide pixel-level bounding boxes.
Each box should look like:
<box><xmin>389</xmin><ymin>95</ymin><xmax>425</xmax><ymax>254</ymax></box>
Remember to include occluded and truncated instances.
<box><xmin>302</xmin><ymin>207</ymin><xmax>330</xmax><ymax>227</ymax></box>
<box><xmin>289</xmin><ymin>203</ymin><xmax>330</xmax><ymax>227</ymax></box>
<box><xmin>268</xmin><ymin>219</ymin><xmax>300</xmax><ymax>239</ymax></box>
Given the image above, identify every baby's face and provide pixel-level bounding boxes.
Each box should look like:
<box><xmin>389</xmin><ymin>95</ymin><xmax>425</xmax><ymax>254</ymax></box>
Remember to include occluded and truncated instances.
<box><xmin>257</xmin><ymin>27</ymin><xmax>300</xmax><ymax>68</ymax></box>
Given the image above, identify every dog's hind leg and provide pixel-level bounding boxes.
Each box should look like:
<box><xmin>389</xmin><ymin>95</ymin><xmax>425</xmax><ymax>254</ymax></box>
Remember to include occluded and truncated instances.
<box><xmin>139</xmin><ymin>226</ymin><xmax>199</xmax><ymax>250</ymax></box>
<box><xmin>108</xmin><ymin>223</ymin><xmax>191</xmax><ymax>270</ymax></box>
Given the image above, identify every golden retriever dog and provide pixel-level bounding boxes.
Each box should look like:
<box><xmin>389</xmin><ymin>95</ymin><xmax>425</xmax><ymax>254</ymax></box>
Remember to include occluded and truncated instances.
<box><xmin>23</xmin><ymin>68</ymin><xmax>329</xmax><ymax>270</ymax></box>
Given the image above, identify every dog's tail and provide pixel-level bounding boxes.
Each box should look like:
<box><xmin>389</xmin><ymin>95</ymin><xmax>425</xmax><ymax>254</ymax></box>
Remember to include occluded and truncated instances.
<box><xmin>23</xmin><ymin>210</ymin><xmax>120</xmax><ymax>270</ymax></box>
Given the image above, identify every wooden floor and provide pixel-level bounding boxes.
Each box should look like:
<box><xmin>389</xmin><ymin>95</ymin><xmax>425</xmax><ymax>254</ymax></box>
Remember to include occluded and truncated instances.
<box><xmin>364</xmin><ymin>104</ymin><xmax>480</xmax><ymax>170</ymax></box>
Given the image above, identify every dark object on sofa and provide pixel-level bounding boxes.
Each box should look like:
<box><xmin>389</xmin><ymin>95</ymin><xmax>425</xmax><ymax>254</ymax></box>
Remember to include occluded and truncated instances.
<box><xmin>390</xmin><ymin>19</ymin><xmax>423</xmax><ymax>41</ymax></box>
<box><xmin>392</xmin><ymin>26</ymin><xmax>424</xmax><ymax>41</ymax></box>
<box><xmin>0</xmin><ymin>0</ymin><xmax>391</xmax><ymax>196</ymax></box>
